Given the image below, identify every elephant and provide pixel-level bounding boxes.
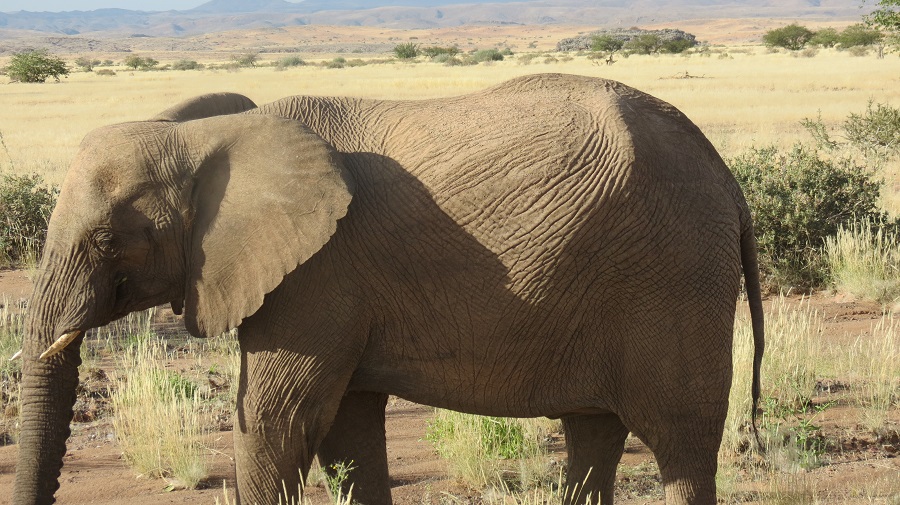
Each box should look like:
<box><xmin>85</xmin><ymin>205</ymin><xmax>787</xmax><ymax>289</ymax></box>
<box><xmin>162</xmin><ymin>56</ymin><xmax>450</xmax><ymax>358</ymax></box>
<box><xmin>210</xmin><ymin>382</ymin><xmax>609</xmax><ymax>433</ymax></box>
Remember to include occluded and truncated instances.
<box><xmin>13</xmin><ymin>73</ymin><xmax>764</xmax><ymax>505</ymax></box>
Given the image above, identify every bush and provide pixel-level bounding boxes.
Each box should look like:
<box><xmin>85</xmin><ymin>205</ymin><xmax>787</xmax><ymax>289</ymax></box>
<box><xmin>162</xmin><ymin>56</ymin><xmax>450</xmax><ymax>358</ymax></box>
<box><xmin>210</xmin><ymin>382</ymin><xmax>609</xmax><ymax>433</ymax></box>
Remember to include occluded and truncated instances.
<box><xmin>471</xmin><ymin>48</ymin><xmax>504</xmax><ymax>62</ymax></box>
<box><xmin>94</xmin><ymin>69</ymin><xmax>116</xmax><ymax>76</ymax></box>
<box><xmin>5</xmin><ymin>50</ymin><xmax>69</xmax><ymax>83</ymax></box>
<box><xmin>660</xmin><ymin>38</ymin><xmax>695</xmax><ymax>53</ymax></box>
<box><xmin>843</xmin><ymin>100</ymin><xmax>900</xmax><ymax>159</ymax></box>
<box><xmin>838</xmin><ymin>23</ymin><xmax>884</xmax><ymax>48</ymax></box>
<box><xmin>123</xmin><ymin>55</ymin><xmax>158</xmax><ymax>71</ymax></box>
<box><xmin>393</xmin><ymin>42</ymin><xmax>419</xmax><ymax>59</ymax></box>
<box><xmin>275</xmin><ymin>56</ymin><xmax>306</xmax><ymax>69</ymax></box>
<box><xmin>73</xmin><ymin>56</ymin><xmax>100</xmax><ymax>72</ymax></box>
<box><xmin>231</xmin><ymin>53</ymin><xmax>258</xmax><ymax>67</ymax></box>
<box><xmin>810</xmin><ymin>27</ymin><xmax>840</xmax><ymax>47</ymax></box>
<box><xmin>763</xmin><ymin>24</ymin><xmax>815</xmax><ymax>50</ymax></box>
<box><xmin>0</xmin><ymin>173</ymin><xmax>59</xmax><ymax>266</ymax></box>
<box><xmin>171</xmin><ymin>59</ymin><xmax>203</xmax><ymax>71</ymax></box>
<box><xmin>421</xmin><ymin>45</ymin><xmax>459</xmax><ymax>59</ymax></box>
<box><xmin>729</xmin><ymin>145</ymin><xmax>891</xmax><ymax>289</ymax></box>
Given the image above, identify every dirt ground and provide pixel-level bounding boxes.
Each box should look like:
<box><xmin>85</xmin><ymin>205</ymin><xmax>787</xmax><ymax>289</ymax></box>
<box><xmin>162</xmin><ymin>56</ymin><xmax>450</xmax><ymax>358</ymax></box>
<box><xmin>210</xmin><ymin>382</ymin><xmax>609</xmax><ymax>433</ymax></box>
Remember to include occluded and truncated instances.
<box><xmin>0</xmin><ymin>268</ymin><xmax>897</xmax><ymax>504</ymax></box>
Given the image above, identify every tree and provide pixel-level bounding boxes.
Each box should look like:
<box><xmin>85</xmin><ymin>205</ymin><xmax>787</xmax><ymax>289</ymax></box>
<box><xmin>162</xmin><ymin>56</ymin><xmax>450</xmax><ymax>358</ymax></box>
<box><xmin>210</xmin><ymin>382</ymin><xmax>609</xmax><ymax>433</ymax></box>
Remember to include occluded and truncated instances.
<box><xmin>810</xmin><ymin>27</ymin><xmax>840</xmax><ymax>47</ymax></box>
<box><xmin>591</xmin><ymin>35</ymin><xmax>624</xmax><ymax>53</ymax></box>
<box><xmin>5</xmin><ymin>50</ymin><xmax>69</xmax><ymax>83</ymax></box>
<box><xmin>123</xmin><ymin>55</ymin><xmax>158</xmax><ymax>71</ymax></box>
<box><xmin>838</xmin><ymin>23</ymin><xmax>884</xmax><ymax>47</ymax></box>
<box><xmin>762</xmin><ymin>24</ymin><xmax>815</xmax><ymax>50</ymax></box>
<box><xmin>865</xmin><ymin>0</ymin><xmax>900</xmax><ymax>32</ymax></box>
<box><xmin>73</xmin><ymin>56</ymin><xmax>100</xmax><ymax>72</ymax></box>
<box><xmin>623</xmin><ymin>34</ymin><xmax>662</xmax><ymax>54</ymax></box>
<box><xmin>232</xmin><ymin>53</ymin><xmax>259</xmax><ymax>67</ymax></box>
<box><xmin>393</xmin><ymin>43</ymin><xmax>419</xmax><ymax>59</ymax></box>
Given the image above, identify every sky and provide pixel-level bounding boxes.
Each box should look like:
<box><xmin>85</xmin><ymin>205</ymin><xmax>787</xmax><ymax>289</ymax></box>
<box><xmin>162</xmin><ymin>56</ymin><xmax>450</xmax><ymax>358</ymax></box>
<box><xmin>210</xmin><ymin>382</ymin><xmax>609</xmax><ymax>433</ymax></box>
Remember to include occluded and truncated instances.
<box><xmin>1</xmin><ymin>1</ymin><xmax>213</xmax><ymax>12</ymax></box>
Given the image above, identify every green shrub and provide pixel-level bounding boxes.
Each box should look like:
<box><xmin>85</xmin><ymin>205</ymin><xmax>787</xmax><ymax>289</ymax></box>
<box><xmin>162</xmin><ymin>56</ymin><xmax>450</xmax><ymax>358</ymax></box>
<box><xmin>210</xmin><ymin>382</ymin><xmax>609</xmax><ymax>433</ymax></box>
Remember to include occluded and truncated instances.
<box><xmin>843</xmin><ymin>100</ymin><xmax>900</xmax><ymax>159</ymax></box>
<box><xmin>0</xmin><ymin>173</ymin><xmax>59</xmax><ymax>266</ymax></box>
<box><xmin>810</xmin><ymin>27</ymin><xmax>840</xmax><ymax>47</ymax></box>
<box><xmin>422</xmin><ymin>45</ymin><xmax>459</xmax><ymax>59</ymax></box>
<box><xmin>660</xmin><ymin>38</ymin><xmax>695</xmax><ymax>53</ymax></box>
<box><xmin>472</xmin><ymin>48</ymin><xmax>504</xmax><ymax>62</ymax></box>
<box><xmin>275</xmin><ymin>56</ymin><xmax>306</xmax><ymax>69</ymax></box>
<box><xmin>838</xmin><ymin>23</ymin><xmax>884</xmax><ymax>48</ymax></box>
<box><xmin>393</xmin><ymin>42</ymin><xmax>419</xmax><ymax>59</ymax></box>
<box><xmin>729</xmin><ymin>145</ymin><xmax>890</xmax><ymax>289</ymax></box>
<box><xmin>763</xmin><ymin>24</ymin><xmax>815</xmax><ymax>50</ymax></box>
<box><xmin>5</xmin><ymin>50</ymin><xmax>69</xmax><ymax>83</ymax></box>
<box><xmin>171</xmin><ymin>59</ymin><xmax>203</xmax><ymax>71</ymax></box>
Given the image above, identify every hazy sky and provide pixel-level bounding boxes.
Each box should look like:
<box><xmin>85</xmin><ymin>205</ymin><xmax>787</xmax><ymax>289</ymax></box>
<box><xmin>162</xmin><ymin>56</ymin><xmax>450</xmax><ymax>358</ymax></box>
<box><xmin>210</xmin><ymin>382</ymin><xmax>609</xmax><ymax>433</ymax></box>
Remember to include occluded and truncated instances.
<box><xmin>2</xmin><ymin>1</ymin><xmax>214</xmax><ymax>12</ymax></box>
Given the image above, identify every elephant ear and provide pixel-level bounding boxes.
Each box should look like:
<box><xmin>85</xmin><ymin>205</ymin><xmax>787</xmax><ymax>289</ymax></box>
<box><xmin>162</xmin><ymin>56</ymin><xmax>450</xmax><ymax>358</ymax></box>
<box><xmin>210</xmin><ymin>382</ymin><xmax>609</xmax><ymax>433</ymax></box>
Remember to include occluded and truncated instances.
<box><xmin>152</xmin><ymin>92</ymin><xmax>257</xmax><ymax>122</ymax></box>
<box><xmin>178</xmin><ymin>114</ymin><xmax>353</xmax><ymax>338</ymax></box>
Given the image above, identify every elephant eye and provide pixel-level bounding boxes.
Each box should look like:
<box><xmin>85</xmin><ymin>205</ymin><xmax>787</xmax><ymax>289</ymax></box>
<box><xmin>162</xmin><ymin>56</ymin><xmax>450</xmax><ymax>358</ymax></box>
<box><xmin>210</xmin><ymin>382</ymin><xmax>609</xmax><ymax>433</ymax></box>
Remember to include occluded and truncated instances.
<box><xmin>92</xmin><ymin>229</ymin><xmax>122</xmax><ymax>258</ymax></box>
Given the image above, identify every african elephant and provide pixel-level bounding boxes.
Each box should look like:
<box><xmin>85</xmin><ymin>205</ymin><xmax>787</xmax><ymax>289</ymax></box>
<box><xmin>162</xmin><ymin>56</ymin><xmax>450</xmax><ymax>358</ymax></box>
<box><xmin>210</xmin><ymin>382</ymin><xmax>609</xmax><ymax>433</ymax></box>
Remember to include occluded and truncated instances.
<box><xmin>13</xmin><ymin>74</ymin><xmax>763</xmax><ymax>505</ymax></box>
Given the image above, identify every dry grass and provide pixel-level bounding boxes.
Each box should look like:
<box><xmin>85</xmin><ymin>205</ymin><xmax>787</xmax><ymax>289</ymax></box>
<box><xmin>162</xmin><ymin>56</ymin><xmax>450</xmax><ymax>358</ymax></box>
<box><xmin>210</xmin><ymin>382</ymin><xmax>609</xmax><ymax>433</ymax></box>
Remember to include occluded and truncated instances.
<box><xmin>110</xmin><ymin>333</ymin><xmax>208</xmax><ymax>490</ymax></box>
<box><xmin>0</xmin><ymin>47</ymin><xmax>897</xmax><ymax>190</ymax></box>
<box><xmin>825</xmin><ymin>223</ymin><xmax>900</xmax><ymax>305</ymax></box>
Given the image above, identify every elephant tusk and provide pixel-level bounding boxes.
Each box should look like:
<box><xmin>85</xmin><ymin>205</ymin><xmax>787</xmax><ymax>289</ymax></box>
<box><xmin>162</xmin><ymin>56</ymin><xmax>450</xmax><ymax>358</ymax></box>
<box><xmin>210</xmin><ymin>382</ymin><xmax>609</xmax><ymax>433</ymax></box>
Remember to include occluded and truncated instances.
<box><xmin>39</xmin><ymin>330</ymin><xmax>83</xmax><ymax>360</ymax></box>
<box><xmin>9</xmin><ymin>349</ymin><xmax>22</xmax><ymax>361</ymax></box>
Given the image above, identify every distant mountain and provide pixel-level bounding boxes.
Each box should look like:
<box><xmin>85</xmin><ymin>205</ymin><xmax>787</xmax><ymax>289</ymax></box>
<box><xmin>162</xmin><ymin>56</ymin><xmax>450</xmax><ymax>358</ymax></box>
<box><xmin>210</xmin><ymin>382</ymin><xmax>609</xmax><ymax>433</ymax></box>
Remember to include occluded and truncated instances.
<box><xmin>0</xmin><ymin>0</ymin><xmax>870</xmax><ymax>37</ymax></box>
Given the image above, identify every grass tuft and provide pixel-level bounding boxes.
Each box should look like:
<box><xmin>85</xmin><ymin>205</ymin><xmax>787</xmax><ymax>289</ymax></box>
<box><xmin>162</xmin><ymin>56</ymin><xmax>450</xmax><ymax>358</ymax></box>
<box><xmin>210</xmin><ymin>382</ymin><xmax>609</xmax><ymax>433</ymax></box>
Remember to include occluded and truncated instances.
<box><xmin>111</xmin><ymin>334</ymin><xmax>208</xmax><ymax>489</ymax></box>
<box><xmin>825</xmin><ymin>222</ymin><xmax>900</xmax><ymax>304</ymax></box>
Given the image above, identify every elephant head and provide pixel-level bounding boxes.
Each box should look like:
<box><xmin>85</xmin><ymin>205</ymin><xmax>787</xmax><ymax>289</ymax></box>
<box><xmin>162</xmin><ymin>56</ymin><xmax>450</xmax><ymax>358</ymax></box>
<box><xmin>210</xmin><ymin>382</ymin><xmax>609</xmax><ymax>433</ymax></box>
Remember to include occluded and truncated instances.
<box><xmin>13</xmin><ymin>93</ymin><xmax>354</xmax><ymax>504</ymax></box>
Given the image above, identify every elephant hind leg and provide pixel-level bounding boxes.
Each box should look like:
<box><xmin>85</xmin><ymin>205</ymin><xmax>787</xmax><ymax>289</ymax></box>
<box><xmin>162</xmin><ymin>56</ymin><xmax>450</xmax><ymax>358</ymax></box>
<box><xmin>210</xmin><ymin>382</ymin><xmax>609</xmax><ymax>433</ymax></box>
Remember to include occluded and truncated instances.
<box><xmin>562</xmin><ymin>412</ymin><xmax>629</xmax><ymax>505</ymax></box>
<box><xmin>317</xmin><ymin>391</ymin><xmax>392</xmax><ymax>505</ymax></box>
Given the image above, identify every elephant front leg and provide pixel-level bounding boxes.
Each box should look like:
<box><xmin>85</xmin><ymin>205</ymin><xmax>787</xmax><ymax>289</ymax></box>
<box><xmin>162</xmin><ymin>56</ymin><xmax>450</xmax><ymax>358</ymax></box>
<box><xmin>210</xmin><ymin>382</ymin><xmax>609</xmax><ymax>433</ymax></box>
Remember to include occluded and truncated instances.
<box><xmin>233</xmin><ymin>343</ymin><xmax>356</xmax><ymax>504</ymax></box>
<box><xmin>317</xmin><ymin>391</ymin><xmax>392</xmax><ymax>505</ymax></box>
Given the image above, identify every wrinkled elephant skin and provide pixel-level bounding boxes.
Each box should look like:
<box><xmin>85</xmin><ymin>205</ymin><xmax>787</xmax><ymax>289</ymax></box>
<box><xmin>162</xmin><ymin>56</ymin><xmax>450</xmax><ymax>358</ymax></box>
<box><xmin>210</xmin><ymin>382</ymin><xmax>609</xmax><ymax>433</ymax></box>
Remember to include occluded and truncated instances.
<box><xmin>13</xmin><ymin>74</ymin><xmax>763</xmax><ymax>505</ymax></box>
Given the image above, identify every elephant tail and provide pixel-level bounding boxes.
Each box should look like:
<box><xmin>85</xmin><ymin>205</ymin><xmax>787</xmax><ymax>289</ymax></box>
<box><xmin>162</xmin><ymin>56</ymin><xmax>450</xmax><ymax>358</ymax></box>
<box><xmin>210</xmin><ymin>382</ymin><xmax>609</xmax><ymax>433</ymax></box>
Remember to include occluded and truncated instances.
<box><xmin>740</xmin><ymin>224</ymin><xmax>765</xmax><ymax>451</ymax></box>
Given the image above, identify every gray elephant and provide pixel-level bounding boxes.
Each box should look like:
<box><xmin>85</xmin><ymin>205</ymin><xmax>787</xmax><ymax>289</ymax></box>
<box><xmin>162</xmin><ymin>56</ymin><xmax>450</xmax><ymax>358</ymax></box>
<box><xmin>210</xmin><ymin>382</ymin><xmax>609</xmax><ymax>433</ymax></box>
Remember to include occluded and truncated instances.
<box><xmin>13</xmin><ymin>74</ymin><xmax>763</xmax><ymax>505</ymax></box>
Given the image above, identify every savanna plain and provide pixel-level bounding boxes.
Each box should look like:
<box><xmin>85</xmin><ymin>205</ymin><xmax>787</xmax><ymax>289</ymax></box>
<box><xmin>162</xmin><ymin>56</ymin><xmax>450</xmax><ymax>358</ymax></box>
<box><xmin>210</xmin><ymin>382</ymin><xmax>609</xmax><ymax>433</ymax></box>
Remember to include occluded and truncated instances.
<box><xmin>0</xmin><ymin>22</ymin><xmax>899</xmax><ymax>504</ymax></box>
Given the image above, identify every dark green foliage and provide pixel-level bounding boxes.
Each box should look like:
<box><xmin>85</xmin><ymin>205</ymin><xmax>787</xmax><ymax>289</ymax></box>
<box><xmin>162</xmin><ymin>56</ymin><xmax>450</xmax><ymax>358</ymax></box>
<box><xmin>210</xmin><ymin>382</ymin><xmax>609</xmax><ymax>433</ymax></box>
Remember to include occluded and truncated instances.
<box><xmin>0</xmin><ymin>173</ymin><xmax>59</xmax><ymax>265</ymax></box>
<box><xmin>471</xmin><ymin>48</ymin><xmax>504</xmax><ymax>62</ymax></box>
<box><xmin>623</xmin><ymin>34</ymin><xmax>662</xmax><ymax>54</ymax></box>
<box><xmin>730</xmin><ymin>145</ymin><xmax>891</xmax><ymax>289</ymax></box>
<box><xmin>810</xmin><ymin>27</ymin><xmax>840</xmax><ymax>47</ymax></box>
<box><xmin>837</xmin><ymin>23</ymin><xmax>884</xmax><ymax>47</ymax></box>
<box><xmin>171</xmin><ymin>59</ymin><xmax>203</xmax><ymax>71</ymax></box>
<box><xmin>763</xmin><ymin>24</ymin><xmax>815</xmax><ymax>50</ymax></box>
<box><xmin>660</xmin><ymin>38</ymin><xmax>695</xmax><ymax>53</ymax></box>
<box><xmin>591</xmin><ymin>35</ymin><xmax>624</xmax><ymax>52</ymax></box>
<box><xmin>5</xmin><ymin>50</ymin><xmax>69</xmax><ymax>83</ymax></box>
<box><xmin>421</xmin><ymin>45</ymin><xmax>459</xmax><ymax>59</ymax></box>
<box><xmin>393</xmin><ymin>42</ymin><xmax>420</xmax><ymax>59</ymax></box>
<box><xmin>123</xmin><ymin>55</ymin><xmax>159</xmax><ymax>71</ymax></box>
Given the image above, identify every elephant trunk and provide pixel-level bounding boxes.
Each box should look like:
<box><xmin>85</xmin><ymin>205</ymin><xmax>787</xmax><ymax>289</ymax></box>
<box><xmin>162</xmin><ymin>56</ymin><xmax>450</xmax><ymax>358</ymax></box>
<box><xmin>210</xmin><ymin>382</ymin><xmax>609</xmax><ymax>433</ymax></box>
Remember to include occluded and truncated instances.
<box><xmin>13</xmin><ymin>276</ymin><xmax>85</xmax><ymax>505</ymax></box>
